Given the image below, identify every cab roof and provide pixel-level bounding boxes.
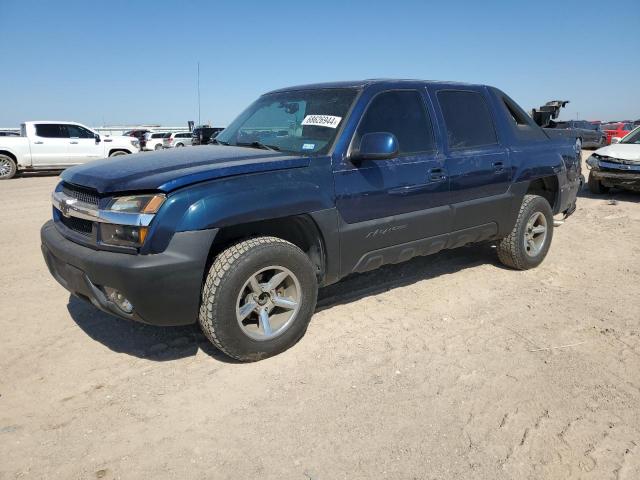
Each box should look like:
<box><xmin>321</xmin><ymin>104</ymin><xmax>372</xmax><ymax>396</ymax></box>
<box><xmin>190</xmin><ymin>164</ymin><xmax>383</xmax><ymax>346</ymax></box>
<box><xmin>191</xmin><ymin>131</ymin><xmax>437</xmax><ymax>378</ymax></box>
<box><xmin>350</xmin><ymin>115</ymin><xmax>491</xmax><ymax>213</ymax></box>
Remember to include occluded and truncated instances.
<box><xmin>265</xmin><ymin>79</ymin><xmax>479</xmax><ymax>94</ymax></box>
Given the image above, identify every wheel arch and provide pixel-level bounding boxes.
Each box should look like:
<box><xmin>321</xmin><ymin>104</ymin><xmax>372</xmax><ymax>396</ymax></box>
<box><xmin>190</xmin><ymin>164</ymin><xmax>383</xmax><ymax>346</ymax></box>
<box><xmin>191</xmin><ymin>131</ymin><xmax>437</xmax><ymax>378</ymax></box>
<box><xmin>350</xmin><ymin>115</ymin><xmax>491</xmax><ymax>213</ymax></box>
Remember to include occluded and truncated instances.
<box><xmin>204</xmin><ymin>214</ymin><xmax>328</xmax><ymax>285</ymax></box>
<box><xmin>108</xmin><ymin>148</ymin><xmax>132</xmax><ymax>156</ymax></box>
<box><xmin>0</xmin><ymin>150</ymin><xmax>18</xmax><ymax>163</ymax></box>
<box><xmin>526</xmin><ymin>175</ymin><xmax>559</xmax><ymax>212</ymax></box>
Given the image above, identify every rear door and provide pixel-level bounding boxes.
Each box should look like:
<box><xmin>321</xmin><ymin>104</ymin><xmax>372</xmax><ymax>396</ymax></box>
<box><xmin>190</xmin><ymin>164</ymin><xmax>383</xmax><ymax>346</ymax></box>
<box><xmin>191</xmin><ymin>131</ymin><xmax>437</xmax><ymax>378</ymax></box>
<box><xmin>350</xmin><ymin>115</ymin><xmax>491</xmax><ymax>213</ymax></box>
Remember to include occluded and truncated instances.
<box><xmin>334</xmin><ymin>88</ymin><xmax>451</xmax><ymax>274</ymax></box>
<box><xmin>30</xmin><ymin>123</ymin><xmax>70</xmax><ymax>166</ymax></box>
<box><xmin>432</xmin><ymin>88</ymin><xmax>511</xmax><ymax>239</ymax></box>
<box><xmin>66</xmin><ymin>124</ymin><xmax>103</xmax><ymax>164</ymax></box>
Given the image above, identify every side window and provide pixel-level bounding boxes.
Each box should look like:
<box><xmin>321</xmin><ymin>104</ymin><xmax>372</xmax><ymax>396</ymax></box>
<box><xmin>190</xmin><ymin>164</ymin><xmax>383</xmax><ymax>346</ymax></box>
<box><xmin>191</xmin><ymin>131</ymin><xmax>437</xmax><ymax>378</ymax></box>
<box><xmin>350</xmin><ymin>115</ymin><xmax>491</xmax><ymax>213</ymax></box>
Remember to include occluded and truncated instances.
<box><xmin>497</xmin><ymin>93</ymin><xmax>547</xmax><ymax>142</ymax></box>
<box><xmin>355</xmin><ymin>90</ymin><xmax>436</xmax><ymax>155</ymax></box>
<box><xmin>35</xmin><ymin>124</ymin><xmax>66</xmax><ymax>138</ymax></box>
<box><xmin>437</xmin><ymin>90</ymin><xmax>498</xmax><ymax>149</ymax></box>
<box><xmin>66</xmin><ymin>125</ymin><xmax>94</xmax><ymax>139</ymax></box>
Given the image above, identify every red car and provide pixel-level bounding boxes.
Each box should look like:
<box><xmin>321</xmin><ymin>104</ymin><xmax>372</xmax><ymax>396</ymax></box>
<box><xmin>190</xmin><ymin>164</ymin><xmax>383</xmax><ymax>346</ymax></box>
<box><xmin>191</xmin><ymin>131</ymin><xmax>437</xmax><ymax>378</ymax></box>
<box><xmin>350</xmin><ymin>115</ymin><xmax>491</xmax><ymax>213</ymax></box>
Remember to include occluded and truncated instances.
<box><xmin>601</xmin><ymin>122</ymin><xmax>635</xmax><ymax>144</ymax></box>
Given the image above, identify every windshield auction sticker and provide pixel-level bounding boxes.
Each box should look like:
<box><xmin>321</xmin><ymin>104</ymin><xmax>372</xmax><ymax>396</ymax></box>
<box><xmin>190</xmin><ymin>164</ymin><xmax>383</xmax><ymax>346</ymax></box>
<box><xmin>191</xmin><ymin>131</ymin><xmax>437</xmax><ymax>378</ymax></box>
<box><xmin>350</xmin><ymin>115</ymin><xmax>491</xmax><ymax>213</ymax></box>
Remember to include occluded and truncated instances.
<box><xmin>302</xmin><ymin>115</ymin><xmax>342</xmax><ymax>128</ymax></box>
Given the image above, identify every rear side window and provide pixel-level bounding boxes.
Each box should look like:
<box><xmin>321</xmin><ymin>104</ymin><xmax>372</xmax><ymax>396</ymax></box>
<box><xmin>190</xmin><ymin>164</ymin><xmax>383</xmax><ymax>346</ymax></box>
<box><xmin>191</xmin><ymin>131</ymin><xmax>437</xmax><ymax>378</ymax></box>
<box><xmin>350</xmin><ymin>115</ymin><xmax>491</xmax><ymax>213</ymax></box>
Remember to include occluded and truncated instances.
<box><xmin>354</xmin><ymin>90</ymin><xmax>436</xmax><ymax>155</ymax></box>
<box><xmin>152</xmin><ymin>133</ymin><xmax>164</xmax><ymax>139</ymax></box>
<box><xmin>163</xmin><ymin>132</ymin><xmax>172</xmax><ymax>138</ymax></box>
<box><xmin>35</xmin><ymin>124</ymin><xmax>67</xmax><ymax>138</ymax></box>
<box><xmin>437</xmin><ymin>90</ymin><xmax>497</xmax><ymax>149</ymax></box>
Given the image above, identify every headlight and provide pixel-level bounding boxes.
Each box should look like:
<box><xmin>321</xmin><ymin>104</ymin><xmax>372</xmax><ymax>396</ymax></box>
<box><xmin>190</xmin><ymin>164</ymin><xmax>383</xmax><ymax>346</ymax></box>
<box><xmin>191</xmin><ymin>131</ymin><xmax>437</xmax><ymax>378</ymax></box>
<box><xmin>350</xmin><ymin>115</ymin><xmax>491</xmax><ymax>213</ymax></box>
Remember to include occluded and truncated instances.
<box><xmin>586</xmin><ymin>155</ymin><xmax>600</xmax><ymax>168</ymax></box>
<box><xmin>106</xmin><ymin>194</ymin><xmax>165</xmax><ymax>213</ymax></box>
<box><xmin>100</xmin><ymin>194</ymin><xmax>165</xmax><ymax>247</ymax></box>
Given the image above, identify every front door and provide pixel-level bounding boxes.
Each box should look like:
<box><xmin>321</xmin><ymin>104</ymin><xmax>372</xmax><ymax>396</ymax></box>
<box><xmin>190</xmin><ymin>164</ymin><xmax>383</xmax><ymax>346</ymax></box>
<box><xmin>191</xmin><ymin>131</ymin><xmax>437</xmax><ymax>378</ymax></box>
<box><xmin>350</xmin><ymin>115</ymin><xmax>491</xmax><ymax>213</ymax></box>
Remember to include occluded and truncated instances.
<box><xmin>334</xmin><ymin>89</ymin><xmax>451</xmax><ymax>274</ymax></box>
<box><xmin>66</xmin><ymin>124</ymin><xmax>104</xmax><ymax>164</ymax></box>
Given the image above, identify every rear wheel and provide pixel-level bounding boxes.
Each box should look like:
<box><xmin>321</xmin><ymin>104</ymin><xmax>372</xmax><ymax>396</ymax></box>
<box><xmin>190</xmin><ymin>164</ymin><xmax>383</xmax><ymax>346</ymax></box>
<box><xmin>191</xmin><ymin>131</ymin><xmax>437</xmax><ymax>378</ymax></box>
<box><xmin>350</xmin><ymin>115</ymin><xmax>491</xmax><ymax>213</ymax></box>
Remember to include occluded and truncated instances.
<box><xmin>588</xmin><ymin>172</ymin><xmax>609</xmax><ymax>194</ymax></box>
<box><xmin>0</xmin><ymin>154</ymin><xmax>17</xmax><ymax>180</ymax></box>
<box><xmin>497</xmin><ymin>194</ymin><xmax>554</xmax><ymax>270</ymax></box>
<box><xmin>109</xmin><ymin>150</ymin><xmax>128</xmax><ymax>157</ymax></box>
<box><xmin>199</xmin><ymin>237</ymin><xmax>318</xmax><ymax>361</ymax></box>
<box><xmin>155</xmin><ymin>144</ymin><xmax>163</xmax><ymax>151</ymax></box>
<box><xmin>176</xmin><ymin>143</ymin><xmax>184</xmax><ymax>148</ymax></box>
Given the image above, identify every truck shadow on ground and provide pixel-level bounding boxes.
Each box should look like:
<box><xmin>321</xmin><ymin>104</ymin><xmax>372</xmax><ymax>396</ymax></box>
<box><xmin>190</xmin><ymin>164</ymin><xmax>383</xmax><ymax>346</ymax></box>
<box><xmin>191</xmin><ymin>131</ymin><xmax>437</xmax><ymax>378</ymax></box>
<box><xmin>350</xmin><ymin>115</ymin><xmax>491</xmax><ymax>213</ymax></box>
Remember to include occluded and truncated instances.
<box><xmin>67</xmin><ymin>243</ymin><xmax>502</xmax><ymax>362</ymax></box>
<box><xmin>577</xmin><ymin>186</ymin><xmax>640</xmax><ymax>203</ymax></box>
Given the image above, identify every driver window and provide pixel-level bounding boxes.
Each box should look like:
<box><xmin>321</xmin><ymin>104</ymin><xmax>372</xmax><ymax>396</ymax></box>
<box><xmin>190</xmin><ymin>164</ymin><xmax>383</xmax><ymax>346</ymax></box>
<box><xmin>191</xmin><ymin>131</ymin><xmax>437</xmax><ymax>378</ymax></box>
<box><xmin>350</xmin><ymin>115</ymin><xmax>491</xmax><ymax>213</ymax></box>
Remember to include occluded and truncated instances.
<box><xmin>354</xmin><ymin>90</ymin><xmax>436</xmax><ymax>155</ymax></box>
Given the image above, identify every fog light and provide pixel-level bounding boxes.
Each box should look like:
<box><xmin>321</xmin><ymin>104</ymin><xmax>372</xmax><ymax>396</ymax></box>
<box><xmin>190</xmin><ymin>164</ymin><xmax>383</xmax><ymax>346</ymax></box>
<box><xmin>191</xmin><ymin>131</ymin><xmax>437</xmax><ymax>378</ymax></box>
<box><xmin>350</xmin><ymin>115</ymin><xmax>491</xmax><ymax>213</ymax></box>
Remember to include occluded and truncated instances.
<box><xmin>104</xmin><ymin>286</ymin><xmax>134</xmax><ymax>314</ymax></box>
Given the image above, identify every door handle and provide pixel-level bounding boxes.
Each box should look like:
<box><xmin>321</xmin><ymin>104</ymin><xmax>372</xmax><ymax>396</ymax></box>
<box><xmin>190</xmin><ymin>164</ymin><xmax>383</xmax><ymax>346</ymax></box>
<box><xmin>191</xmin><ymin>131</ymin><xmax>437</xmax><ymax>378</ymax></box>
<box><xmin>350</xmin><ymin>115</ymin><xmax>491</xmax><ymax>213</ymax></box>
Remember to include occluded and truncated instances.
<box><xmin>70</xmin><ymin>141</ymin><xmax>78</xmax><ymax>144</ymax></box>
<box><xmin>428</xmin><ymin>168</ymin><xmax>447</xmax><ymax>182</ymax></box>
<box><xmin>492</xmin><ymin>161</ymin><xmax>505</xmax><ymax>173</ymax></box>
<box><xmin>34</xmin><ymin>141</ymin><xmax>44</xmax><ymax>144</ymax></box>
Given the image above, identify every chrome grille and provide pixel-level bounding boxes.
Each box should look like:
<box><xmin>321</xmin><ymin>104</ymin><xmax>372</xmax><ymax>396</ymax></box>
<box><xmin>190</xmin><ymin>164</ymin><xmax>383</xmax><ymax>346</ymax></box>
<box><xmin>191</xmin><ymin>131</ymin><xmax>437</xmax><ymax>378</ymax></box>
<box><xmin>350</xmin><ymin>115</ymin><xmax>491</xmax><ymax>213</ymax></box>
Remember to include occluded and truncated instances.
<box><xmin>61</xmin><ymin>183</ymin><xmax>99</xmax><ymax>206</ymax></box>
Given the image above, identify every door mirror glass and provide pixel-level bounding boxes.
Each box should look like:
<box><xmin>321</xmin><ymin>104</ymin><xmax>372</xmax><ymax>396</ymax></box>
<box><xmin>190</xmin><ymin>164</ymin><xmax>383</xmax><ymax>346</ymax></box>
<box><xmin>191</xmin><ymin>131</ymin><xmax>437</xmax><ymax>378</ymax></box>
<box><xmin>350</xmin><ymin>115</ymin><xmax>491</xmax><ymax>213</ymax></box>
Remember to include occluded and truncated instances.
<box><xmin>352</xmin><ymin>132</ymin><xmax>398</xmax><ymax>161</ymax></box>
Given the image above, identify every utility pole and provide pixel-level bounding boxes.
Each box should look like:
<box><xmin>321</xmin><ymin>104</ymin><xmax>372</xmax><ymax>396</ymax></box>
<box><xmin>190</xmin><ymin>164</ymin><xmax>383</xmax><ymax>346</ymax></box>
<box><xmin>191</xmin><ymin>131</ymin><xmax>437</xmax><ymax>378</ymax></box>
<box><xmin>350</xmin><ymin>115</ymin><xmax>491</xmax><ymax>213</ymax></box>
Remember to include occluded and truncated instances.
<box><xmin>197</xmin><ymin>62</ymin><xmax>201</xmax><ymax>126</ymax></box>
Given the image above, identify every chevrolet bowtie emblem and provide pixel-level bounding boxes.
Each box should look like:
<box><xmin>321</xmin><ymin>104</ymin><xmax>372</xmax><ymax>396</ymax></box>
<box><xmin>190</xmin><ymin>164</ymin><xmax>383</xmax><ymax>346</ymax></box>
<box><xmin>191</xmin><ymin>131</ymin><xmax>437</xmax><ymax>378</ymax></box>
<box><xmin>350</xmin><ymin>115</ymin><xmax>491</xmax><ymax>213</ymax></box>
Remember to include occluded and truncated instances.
<box><xmin>60</xmin><ymin>198</ymin><xmax>78</xmax><ymax>218</ymax></box>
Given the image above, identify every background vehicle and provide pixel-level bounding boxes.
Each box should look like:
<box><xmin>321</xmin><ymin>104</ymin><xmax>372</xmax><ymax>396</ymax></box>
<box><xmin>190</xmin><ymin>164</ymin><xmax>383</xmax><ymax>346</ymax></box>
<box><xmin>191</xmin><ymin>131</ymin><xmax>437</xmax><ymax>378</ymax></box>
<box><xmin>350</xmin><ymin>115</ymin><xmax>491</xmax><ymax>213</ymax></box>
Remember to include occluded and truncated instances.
<box><xmin>532</xmin><ymin>100</ymin><xmax>589</xmax><ymax>153</ymax></box>
<box><xmin>587</xmin><ymin>126</ymin><xmax>640</xmax><ymax>193</ymax></box>
<box><xmin>0</xmin><ymin>121</ymin><xmax>139</xmax><ymax>179</ymax></box>
<box><xmin>549</xmin><ymin>120</ymin><xmax>605</xmax><ymax>148</ymax></box>
<box><xmin>41</xmin><ymin>80</ymin><xmax>581</xmax><ymax>361</ymax></box>
<box><xmin>601</xmin><ymin>122</ymin><xmax>635</xmax><ymax>145</ymax></box>
<box><xmin>162</xmin><ymin>132</ymin><xmax>192</xmax><ymax>148</ymax></box>
<box><xmin>123</xmin><ymin>129</ymin><xmax>151</xmax><ymax>150</ymax></box>
<box><xmin>192</xmin><ymin>126</ymin><xmax>225</xmax><ymax>146</ymax></box>
<box><xmin>0</xmin><ymin>130</ymin><xmax>19</xmax><ymax>137</ymax></box>
<box><xmin>143</xmin><ymin>132</ymin><xmax>165</xmax><ymax>151</ymax></box>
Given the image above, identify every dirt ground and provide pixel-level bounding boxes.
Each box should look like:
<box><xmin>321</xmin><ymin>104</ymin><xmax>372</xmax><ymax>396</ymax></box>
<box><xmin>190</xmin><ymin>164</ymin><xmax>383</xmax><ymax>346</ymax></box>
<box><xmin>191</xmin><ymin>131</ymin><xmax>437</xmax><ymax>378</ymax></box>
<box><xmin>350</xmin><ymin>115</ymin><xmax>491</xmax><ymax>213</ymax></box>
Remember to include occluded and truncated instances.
<box><xmin>1</xmin><ymin>152</ymin><xmax>639</xmax><ymax>480</ymax></box>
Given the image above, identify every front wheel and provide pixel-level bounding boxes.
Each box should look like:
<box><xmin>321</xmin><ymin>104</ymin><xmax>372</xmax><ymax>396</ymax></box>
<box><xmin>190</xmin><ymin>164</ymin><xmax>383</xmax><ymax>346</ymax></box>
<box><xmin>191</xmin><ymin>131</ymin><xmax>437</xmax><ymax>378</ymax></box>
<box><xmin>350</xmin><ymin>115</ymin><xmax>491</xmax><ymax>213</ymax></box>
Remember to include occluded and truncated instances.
<box><xmin>199</xmin><ymin>237</ymin><xmax>318</xmax><ymax>361</ymax></box>
<box><xmin>0</xmin><ymin>154</ymin><xmax>17</xmax><ymax>180</ymax></box>
<box><xmin>109</xmin><ymin>150</ymin><xmax>128</xmax><ymax>157</ymax></box>
<box><xmin>497</xmin><ymin>194</ymin><xmax>554</xmax><ymax>270</ymax></box>
<box><xmin>175</xmin><ymin>143</ymin><xmax>184</xmax><ymax>148</ymax></box>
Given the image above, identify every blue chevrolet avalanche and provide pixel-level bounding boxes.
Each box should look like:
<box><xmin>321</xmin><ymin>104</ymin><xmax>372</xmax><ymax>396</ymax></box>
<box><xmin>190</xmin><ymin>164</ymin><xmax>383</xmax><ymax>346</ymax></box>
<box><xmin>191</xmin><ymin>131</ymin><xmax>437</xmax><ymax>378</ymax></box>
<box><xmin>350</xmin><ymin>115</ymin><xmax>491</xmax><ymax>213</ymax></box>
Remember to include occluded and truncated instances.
<box><xmin>41</xmin><ymin>80</ymin><xmax>582</xmax><ymax>361</ymax></box>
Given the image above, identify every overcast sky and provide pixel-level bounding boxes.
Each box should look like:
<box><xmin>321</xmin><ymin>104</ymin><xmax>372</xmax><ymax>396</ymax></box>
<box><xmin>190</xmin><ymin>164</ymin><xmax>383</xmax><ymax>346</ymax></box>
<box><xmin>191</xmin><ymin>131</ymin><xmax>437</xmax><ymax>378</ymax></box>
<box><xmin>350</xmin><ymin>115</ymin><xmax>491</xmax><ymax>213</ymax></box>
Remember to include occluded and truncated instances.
<box><xmin>1</xmin><ymin>0</ymin><xmax>638</xmax><ymax>127</ymax></box>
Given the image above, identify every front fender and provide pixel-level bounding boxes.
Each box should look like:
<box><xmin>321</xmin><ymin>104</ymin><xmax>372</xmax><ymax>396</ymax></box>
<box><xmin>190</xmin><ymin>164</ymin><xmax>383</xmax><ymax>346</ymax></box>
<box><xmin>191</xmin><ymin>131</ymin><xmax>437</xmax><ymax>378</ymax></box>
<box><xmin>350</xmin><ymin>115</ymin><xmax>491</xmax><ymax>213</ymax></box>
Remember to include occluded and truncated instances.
<box><xmin>143</xmin><ymin>161</ymin><xmax>334</xmax><ymax>254</ymax></box>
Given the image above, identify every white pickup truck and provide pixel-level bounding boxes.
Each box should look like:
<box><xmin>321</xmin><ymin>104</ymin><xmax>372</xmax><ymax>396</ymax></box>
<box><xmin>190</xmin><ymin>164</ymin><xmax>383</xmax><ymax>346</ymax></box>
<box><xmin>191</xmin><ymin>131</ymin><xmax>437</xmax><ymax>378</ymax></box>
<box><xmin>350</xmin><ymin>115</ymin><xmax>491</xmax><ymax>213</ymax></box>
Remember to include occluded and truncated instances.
<box><xmin>0</xmin><ymin>121</ymin><xmax>140</xmax><ymax>179</ymax></box>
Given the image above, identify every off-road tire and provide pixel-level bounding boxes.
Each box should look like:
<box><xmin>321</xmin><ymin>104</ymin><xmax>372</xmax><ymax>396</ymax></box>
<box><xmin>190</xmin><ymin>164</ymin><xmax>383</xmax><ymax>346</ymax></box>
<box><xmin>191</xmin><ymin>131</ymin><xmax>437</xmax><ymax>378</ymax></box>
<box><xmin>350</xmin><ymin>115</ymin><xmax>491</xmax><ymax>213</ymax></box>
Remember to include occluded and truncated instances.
<box><xmin>0</xmin><ymin>154</ymin><xmax>17</xmax><ymax>180</ymax></box>
<box><xmin>199</xmin><ymin>236</ymin><xmax>318</xmax><ymax>361</ymax></box>
<box><xmin>497</xmin><ymin>194</ymin><xmax>553</xmax><ymax>270</ymax></box>
<box><xmin>588</xmin><ymin>172</ymin><xmax>609</xmax><ymax>194</ymax></box>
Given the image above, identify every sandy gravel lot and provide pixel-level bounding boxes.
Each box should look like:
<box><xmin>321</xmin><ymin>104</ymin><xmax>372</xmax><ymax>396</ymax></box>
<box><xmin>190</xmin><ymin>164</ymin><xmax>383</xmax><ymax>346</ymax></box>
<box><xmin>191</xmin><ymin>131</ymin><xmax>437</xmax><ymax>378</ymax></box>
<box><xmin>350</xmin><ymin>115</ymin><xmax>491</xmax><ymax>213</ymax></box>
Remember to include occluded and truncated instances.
<box><xmin>1</xmin><ymin>153</ymin><xmax>639</xmax><ymax>479</ymax></box>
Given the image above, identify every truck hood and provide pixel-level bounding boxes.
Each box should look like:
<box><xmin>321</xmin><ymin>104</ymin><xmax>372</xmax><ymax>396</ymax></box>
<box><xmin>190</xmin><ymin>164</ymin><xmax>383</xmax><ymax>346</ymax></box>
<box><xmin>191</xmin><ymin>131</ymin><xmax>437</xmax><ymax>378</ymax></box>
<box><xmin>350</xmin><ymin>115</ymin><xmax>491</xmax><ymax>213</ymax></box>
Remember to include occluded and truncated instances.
<box><xmin>594</xmin><ymin>144</ymin><xmax>640</xmax><ymax>163</ymax></box>
<box><xmin>61</xmin><ymin>145</ymin><xmax>309</xmax><ymax>194</ymax></box>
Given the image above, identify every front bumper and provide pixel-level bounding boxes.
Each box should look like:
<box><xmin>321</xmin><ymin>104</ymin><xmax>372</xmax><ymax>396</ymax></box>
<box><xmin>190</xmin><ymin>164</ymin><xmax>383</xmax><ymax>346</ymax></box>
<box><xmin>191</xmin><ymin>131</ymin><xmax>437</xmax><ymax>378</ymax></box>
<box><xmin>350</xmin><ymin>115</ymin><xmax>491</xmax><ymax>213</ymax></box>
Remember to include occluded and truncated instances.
<box><xmin>41</xmin><ymin>221</ymin><xmax>217</xmax><ymax>326</ymax></box>
<box><xmin>589</xmin><ymin>158</ymin><xmax>640</xmax><ymax>191</ymax></box>
<box><xmin>592</xmin><ymin>170</ymin><xmax>640</xmax><ymax>191</ymax></box>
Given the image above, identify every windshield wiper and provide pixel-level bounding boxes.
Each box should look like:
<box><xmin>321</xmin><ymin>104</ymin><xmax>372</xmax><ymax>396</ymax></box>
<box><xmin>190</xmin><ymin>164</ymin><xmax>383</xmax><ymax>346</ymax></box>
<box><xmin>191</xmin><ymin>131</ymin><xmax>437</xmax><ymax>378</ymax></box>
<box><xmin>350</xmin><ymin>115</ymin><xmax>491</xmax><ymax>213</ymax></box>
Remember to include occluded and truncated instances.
<box><xmin>236</xmin><ymin>141</ymin><xmax>280</xmax><ymax>152</ymax></box>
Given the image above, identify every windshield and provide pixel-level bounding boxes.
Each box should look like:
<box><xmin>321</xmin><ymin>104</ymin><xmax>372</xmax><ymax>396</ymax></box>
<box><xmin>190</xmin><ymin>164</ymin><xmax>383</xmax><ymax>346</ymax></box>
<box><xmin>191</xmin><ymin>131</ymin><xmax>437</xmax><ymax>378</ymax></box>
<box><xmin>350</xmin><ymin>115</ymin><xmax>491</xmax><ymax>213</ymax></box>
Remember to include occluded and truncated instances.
<box><xmin>621</xmin><ymin>127</ymin><xmax>640</xmax><ymax>144</ymax></box>
<box><xmin>215</xmin><ymin>88</ymin><xmax>358</xmax><ymax>155</ymax></box>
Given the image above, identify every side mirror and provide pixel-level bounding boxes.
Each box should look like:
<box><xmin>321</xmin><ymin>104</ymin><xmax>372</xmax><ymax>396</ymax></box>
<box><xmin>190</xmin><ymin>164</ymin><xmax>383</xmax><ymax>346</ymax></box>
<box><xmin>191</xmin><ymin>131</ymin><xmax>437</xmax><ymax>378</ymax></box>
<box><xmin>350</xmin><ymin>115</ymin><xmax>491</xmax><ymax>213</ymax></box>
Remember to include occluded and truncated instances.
<box><xmin>94</xmin><ymin>133</ymin><xmax>101</xmax><ymax>143</ymax></box>
<box><xmin>611</xmin><ymin>137</ymin><xmax>621</xmax><ymax>144</ymax></box>
<box><xmin>351</xmin><ymin>132</ymin><xmax>398</xmax><ymax>161</ymax></box>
